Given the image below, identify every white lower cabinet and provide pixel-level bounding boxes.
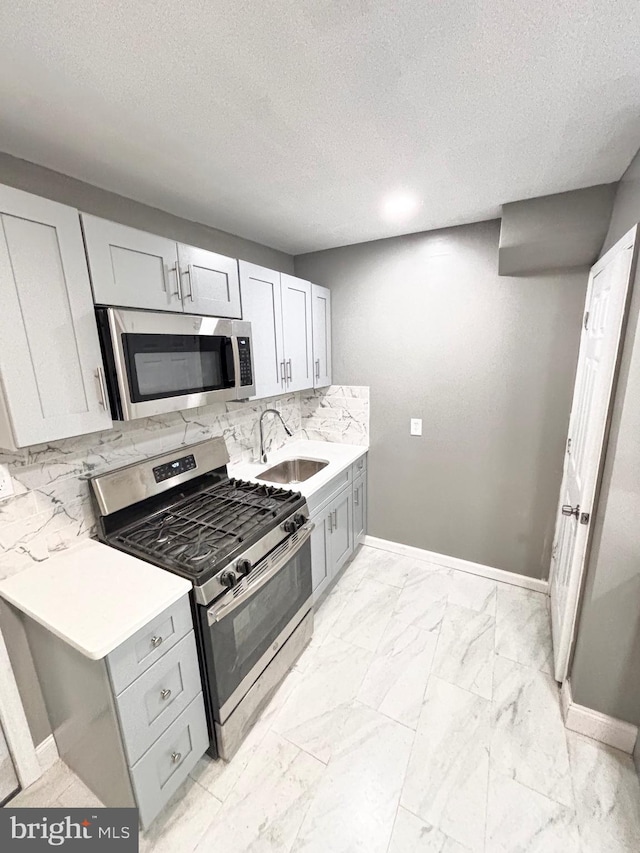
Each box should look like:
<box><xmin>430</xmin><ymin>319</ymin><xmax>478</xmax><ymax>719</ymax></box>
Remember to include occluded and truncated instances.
<box><xmin>353</xmin><ymin>473</ymin><xmax>367</xmax><ymax>546</ymax></box>
<box><xmin>24</xmin><ymin>594</ymin><xmax>208</xmax><ymax>830</ymax></box>
<box><xmin>309</xmin><ymin>454</ymin><xmax>367</xmax><ymax>602</ymax></box>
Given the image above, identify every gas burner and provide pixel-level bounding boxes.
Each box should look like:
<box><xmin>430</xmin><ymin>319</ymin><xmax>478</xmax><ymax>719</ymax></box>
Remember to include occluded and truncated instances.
<box><xmin>177</xmin><ymin>541</ymin><xmax>216</xmax><ymax>563</ymax></box>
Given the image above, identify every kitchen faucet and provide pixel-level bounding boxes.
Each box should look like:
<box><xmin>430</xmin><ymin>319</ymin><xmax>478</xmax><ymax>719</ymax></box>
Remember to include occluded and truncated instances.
<box><xmin>259</xmin><ymin>409</ymin><xmax>293</xmax><ymax>464</ymax></box>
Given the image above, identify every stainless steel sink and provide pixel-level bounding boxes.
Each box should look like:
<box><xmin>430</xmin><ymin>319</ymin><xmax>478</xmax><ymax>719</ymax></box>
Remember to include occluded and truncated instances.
<box><xmin>257</xmin><ymin>457</ymin><xmax>329</xmax><ymax>485</ymax></box>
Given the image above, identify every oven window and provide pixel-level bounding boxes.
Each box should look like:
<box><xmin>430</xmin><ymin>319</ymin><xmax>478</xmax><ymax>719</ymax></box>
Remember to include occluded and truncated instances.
<box><xmin>122</xmin><ymin>333</ymin><xmax>235</xmax><ymax>402</ymax></box>
<box><xmin>202</xmin><ymin>540</ymin><xmax>312</xmax><ymax>717</ymax></box>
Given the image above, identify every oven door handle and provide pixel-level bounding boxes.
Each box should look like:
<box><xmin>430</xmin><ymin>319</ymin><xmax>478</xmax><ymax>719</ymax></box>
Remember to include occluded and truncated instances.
<box><xmin>207</xmin><ymin>524</ymin><xmax>314</xmax><ymax>625</ymax></box>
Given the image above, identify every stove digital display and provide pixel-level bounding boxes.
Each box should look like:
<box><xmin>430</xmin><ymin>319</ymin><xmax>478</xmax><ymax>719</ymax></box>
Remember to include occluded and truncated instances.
<box><xmin>153</xmin><ymin>454</ymin><xmax>197</xmax><ymax>483</ymax></box>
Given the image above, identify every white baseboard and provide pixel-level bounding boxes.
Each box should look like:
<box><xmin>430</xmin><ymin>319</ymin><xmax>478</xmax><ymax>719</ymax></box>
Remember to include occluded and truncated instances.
<box><xmin>561</xmin><ymin>679</ymin><xmax>638</xmax><ymax>754</ymax></box>
<box><xmin>35</xmin><ymin>734</ymin><xmax>59</xmax><ymax>773</ymax></box>
<box><xmin>363</xmin><ymin>535</ymin><xmax>549</xmax><ymax>594</ymax></box>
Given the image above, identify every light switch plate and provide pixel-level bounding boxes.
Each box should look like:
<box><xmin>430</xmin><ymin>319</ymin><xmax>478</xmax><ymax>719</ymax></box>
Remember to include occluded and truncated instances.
<box><xmin>410</xmin><ymin>418</ymin><xmax>423</xmax><ymax>436</ymax></box>
<box><xmin>0</xmin><ymin>464</ymin><xmax>14</xmax><ymax>501</ymax></box>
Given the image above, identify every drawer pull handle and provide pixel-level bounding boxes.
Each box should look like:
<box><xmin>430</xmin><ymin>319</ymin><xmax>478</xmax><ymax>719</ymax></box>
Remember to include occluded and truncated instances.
<box><xmin>171</xmin><ymin>751</ymin><xmax>182</xmax><ymax>764</ymax></box>
<box><xmin>151</xmin><ymin>636</ymin><xmax>163</xmax><ymax>648</ymax></box>
<box><xmin>160</xmin><ymin>688</ymin><xmax>172</xmax><ymax>700</ymax></box>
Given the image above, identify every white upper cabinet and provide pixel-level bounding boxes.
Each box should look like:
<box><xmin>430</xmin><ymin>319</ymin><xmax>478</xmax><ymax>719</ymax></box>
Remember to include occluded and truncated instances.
<box><xmin>176</xmin><ymin>244</ymin><xmax>241</xmax><ymax>318</ymax></box>
<box><xmin>238</xmin><ymin>261</ymin><xmax>285</xmax><ymax>399</ymax></box>
<box><xmin>311</xmin><ymin>283</ymin><xmax>332</xmax><ymax>387</ymax></box>
<box><xmin>81</xmin><ymin>215</ymin><xmax>241</xmax><ymax>318</ymax></box>
<box><xmin>240</xmin><ymin>265</ymin><xmax>329</xmax><ymax>400</ymax></box>
<box><xmin>0</xmin><ymin>187</ymin><xmax>112</xmax><ymax>449</ymax></box>
<box><xmin>81</xmin><ymin>215</ymin><xmax>180</xmax><ymax>311</ymax></box>
<box><xmin>280</xmin><ymin>274</ymin><xmax>314</xmax><ymax>393</ymax></box>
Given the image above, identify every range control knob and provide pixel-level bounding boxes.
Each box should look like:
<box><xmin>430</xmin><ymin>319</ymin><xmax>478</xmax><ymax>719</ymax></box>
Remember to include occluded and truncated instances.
<box><xmin>282</xmin><ymin>519</ymin><xmax>297</xmax><ymax>534</ymax></box>
<box><xmin>236</xmin><ymin>559</ymin><xmax>252</xmax><ymax>577</ymax></box>
<box><xmin>293</xmin><ymin>513</ymin><xmax>307</xmax><ymax>530</ymax></box>
<box><xmin>220</xmin><ymin>570</ymin><xmax>237</xmax><ymax>590</ymax></box>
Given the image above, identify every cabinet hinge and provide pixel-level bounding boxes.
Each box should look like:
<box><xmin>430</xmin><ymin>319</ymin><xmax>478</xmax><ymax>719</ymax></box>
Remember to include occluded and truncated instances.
<box><xmin>567</xmin><ymin>437</ymin><xmax>572</xmax><ymax>454</ymax></box>
<box><xmin>584</xmin><ymin>311</ymin><xmax>589</xmax><ymax>330</ymax></box>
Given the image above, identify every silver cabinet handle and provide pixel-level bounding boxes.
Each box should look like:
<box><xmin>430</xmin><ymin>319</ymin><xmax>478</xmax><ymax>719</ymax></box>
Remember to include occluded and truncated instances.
<box><xmin>328</xmin><ymin>512</ymin><xmax>333</xmax><ymax>533</ymax></box>
<box><xmin>315</xmin><ymin>359</ymin><xmax>320</xmax><ymax>379</ymax></box>
<box><xmin>160</xmin><ymin>688</ymin><xmax>172</xmax><ymax>700</ymax></box>
<box><xmin>280</xmin><ymin>360</ymin><xmax>287</xmax><ymax>386</ymax></box>
<box><xmin>286</xmin><ymin>359</ymin><xmax>292</xmax><ymax>382</ymax></box>
<box><xmin>151</xmin><ymin>635</ymin><xmax>163</xmax><ymax>648</ymax></box>
<box><xmin>95</xmin><ymin>366</ymin><xmax>108</xmax><ymax>409</ymax></box>
<box><xmin>185</xmin><ymin>264</ymin><xmax>195</xmax><ymax>301</ymax></box>
<box><xmin>354</xmin><ymin>489</ymin><xmax>359</xmax><ymax>507</ymax></box>
<box><xmin>332</xmin><ymin>509</ymin><xmax>338</xmax><ymax>527</ymax></box>
<box><xmin>172</xmin><ymin>264</ymin><xmax>183</xmax><ymax>301</ymax></box>
<box><xmin>171</xmin><ymin>751</ymin><xmax>182</xmax><ymax>764</ymax></box>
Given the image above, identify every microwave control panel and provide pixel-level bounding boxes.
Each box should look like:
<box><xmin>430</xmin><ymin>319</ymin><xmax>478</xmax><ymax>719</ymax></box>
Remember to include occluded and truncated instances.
<box><xmin>153</xmin><ymin>454</ymin><xmax>197</xmax><ymax>483</ymax></box>
<box><xmin>237</xmin><ymin>337</ymin><xmax>253</xmax><ymax>387</ymax></box>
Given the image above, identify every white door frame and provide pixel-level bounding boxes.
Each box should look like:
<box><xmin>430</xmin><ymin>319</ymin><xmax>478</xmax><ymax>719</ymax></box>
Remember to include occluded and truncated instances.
<box><xmin>549</xmin><ymin>225</ymin><xmax>638</xmax><ymax>682</ymax></box>
<box><xmin>0</xmin><ymin>624</ymin><xmax>41</xmax><ymax>789</ymax></box>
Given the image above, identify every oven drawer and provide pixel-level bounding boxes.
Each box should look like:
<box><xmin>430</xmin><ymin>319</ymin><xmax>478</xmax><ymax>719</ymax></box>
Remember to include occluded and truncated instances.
<box><xmin>116</xmin><ymin>631</ymin><xmax>203</xmax><ymax>765</ymax></box>
<box><xmin>107</xmin><ymin>595</ymin><xmax>193</xmax><ymax>695</ymax></box>
<box><xmin>130</xmin><ymin>692</ymin><xmax>208</xmax><ymax>830</ymax></box>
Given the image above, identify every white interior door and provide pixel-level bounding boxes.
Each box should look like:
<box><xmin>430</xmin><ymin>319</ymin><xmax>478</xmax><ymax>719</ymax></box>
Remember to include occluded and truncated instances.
<box><xmin>550</xmin><ymin>226</ymin><xmax>637</xmax><ymax>682</ymax></box>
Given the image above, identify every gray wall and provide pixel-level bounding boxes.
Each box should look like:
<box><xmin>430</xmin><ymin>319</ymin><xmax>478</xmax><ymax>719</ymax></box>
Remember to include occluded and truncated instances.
<box><xmin>499</xmin><ymin>184</ymin><xmax>616</xmax><ymax>275</ymax></box>
<box><xmin>571</xmin><ymin>147</ymin><xmax>640</xmax><ymax>722</ymax></box>
<box><xmin>0</xmin><ymin>153</ymin><xmax>294</xmax><ymax>274</ymax></box>
<box><xmin>295</xmin><ymin>220</ymin><xmax>588</xmax><ymax>579</ymax></box>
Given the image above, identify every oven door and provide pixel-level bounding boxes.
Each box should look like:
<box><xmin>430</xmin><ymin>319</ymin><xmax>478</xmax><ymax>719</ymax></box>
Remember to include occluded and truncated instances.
<box><xmin>198</xmin><ymin>525</ymin><xmax>313</xmax><ymax>724</ymax></box>
<box><xmin>98</xmin><ymin>308</ymin><xmax>253</xmax><ymax>420</ymax></box>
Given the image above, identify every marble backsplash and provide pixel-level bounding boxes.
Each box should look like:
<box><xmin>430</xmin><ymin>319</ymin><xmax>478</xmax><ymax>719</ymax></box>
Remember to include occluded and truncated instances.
<box><xmin>0</xmin><ymin>385</ymin><xmax>368</xmax><ymax>580</ymax></box>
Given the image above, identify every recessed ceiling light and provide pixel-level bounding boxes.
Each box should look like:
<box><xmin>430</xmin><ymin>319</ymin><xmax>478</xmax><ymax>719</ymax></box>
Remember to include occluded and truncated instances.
<box><xmin>381</xmin><ymin>191</ymin><xmax>421</xmax><ymax>223</ymax></box>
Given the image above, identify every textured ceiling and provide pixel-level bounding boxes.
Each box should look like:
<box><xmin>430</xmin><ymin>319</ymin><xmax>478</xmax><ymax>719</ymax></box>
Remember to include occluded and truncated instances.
<box><xmin>0</xmin><ymin>1</ymin><xmax>639</xmax><ymax>254</ymax></box>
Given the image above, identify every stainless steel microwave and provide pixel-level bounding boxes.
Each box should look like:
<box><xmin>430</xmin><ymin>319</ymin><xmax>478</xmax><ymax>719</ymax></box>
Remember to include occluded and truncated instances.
<box><xmin>95</xmin><ymin>307</ymin><xmax>255</xmax><ymax>421</ymax></box>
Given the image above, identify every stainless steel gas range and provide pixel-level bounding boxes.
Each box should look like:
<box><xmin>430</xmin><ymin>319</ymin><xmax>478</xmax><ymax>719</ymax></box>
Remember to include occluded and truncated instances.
<box><xmin>89</xmin><ymin>437</ymin><xmax>313</xmax><ymax>760</ymax></box>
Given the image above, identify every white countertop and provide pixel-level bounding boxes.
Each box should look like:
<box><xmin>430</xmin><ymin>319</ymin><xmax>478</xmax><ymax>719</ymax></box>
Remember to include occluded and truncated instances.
<box><xmin>229</xmin><ymin>439</ymin><xmax>368</xmax><ymax>499</ymax></box>
<box><xmin>0</xmin><ymin>539</ymin><xmax>191</xmax><ymax>660</ymax></box>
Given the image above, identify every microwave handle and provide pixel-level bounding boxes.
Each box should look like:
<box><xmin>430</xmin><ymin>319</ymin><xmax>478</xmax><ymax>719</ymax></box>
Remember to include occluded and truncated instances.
<box><xmin>226</xmin><ymin>337</ymin><xmax>238</xmax><ymax>387</ymax></box>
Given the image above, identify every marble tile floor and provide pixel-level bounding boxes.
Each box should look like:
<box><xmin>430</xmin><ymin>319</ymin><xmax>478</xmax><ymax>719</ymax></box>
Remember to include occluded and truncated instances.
<box><xmin>7</xmin><ymin>545</ymin><xmax>640</xmax><ymax>852</ymax></box>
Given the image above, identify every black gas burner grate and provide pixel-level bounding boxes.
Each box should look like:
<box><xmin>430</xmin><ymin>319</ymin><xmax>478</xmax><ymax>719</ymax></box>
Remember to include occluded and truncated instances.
<box><xmin>113</xmin><ymin>478</ymin><xmax>302</xmax><ymax>577</ymax></box>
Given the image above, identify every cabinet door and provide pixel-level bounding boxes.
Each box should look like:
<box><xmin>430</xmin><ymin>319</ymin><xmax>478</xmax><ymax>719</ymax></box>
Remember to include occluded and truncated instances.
<box><xmin>329</xmin><ymin>486</ymin><xmax>354</xmax><ymax>577</ymax></box>
<box><xmin>0</xmin><ymin>187</ymin><xmax>112</xmax><ymax>448</ymax></box>
<box><xmin>311</xmin><ymin>284</ymin><xmax>332</xmax><ymax>388</ymax></box>
<box><xmin>281</xmin><ymin>274</ymin><xmax>314</xmax><ymax>393</ymax></box>
<box><xmin>81</xmin><ymin>214</ymin><xmax>180</xmax><ymax>311</ymax></box>
<box><xmin>353</xmin><ymin>474</ymin><xmax>367</xmax><ymax>546</ymax></box>
<box><xmin>239</xmin><ymin>261</ymin><xmax>286</xmax><ymax>399</ymax></box>
<box><xmin>310</xmin><ymin>510</ymin><xmax>332</xmax><ymax>603</ymax></box>
<box><xmin>177</xmin><ymin>244</ymin><xmax>241</xmax><ymax>318</ymax></box>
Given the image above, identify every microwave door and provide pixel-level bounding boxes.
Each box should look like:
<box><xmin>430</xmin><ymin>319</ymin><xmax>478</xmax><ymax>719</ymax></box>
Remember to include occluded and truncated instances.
<box><xmin>102</xmin><ymin>308</ymin><xmax>244</xmax><ymax>420</ymax></box>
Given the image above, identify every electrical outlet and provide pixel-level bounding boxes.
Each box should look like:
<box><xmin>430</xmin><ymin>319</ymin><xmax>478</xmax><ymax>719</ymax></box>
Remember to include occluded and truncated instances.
<box><xmin>0</xmin><ymin>464</ymin><xmax>14</xmax><ymax>501</ymax></box>
<box><xmin>410</xmin><ymin>418</ymin><xmax>423</xmax><ymax>436</ymax></box>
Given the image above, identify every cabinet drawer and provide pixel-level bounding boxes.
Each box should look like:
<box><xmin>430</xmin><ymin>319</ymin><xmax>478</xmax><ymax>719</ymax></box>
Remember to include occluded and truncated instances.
<box><xmin>116</xmin><ymin>631</ymin><xmax>202</xmax><ymax>765</ymax></box>
<box><xmin>130</xmin><ymin>692</ymin><xmax>208</xmax><ymax>830</ymax></box>
<box><xmin>107</xmin><ymin>595</ymin><xmax>193</xmax><ymax>695</ymax></box>
<box><xmin>352</xmin><ymin>454</ymin><xmax>367</xmax><ymax>479</ymax></box>
<box><xmin>306</xmin><ymin>465</ymin><xmax>351</xmax><ymax>516</ymax></box>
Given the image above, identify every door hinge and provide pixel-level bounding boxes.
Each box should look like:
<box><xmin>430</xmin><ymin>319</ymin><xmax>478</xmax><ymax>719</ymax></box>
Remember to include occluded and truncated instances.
<box><xmin>579</xmin><ymin>512</ymin><xmax>590</xmax><ymax>525</ymax></box>
<box><xmin>584</xmin><ymin>311</ymin><xmax>589</xmax><ymax>330</ymax></box>
<box><xmin>567</xmin><ymin>437</ymin><xmax>572</xmax><ymax>454</ymax></box>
